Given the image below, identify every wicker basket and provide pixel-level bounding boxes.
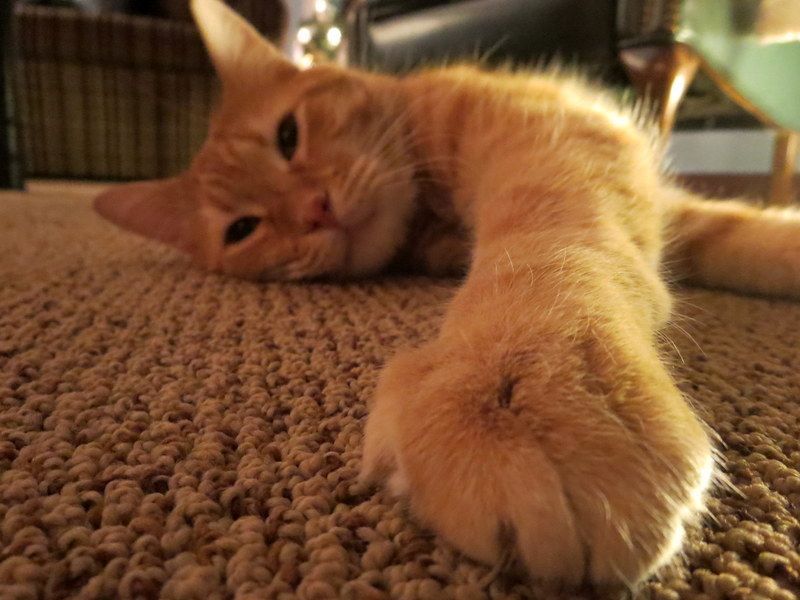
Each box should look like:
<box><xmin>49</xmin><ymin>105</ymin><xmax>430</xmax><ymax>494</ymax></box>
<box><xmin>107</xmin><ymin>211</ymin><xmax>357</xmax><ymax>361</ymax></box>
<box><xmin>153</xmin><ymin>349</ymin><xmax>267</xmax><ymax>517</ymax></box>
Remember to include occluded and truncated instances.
<box><xmin>14</xmin><ymin>2</ymin><xmax>286</xmax><ymax>180</ymax></box>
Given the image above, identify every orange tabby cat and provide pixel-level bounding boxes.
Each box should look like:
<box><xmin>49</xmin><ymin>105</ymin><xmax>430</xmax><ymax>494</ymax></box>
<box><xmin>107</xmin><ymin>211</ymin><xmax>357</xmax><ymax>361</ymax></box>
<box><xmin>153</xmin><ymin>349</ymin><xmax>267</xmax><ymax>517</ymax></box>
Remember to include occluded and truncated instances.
<box><xmin>94</xmin><ymin>0</ymin><xmax>800</xmax><ymax>591</ymax></box>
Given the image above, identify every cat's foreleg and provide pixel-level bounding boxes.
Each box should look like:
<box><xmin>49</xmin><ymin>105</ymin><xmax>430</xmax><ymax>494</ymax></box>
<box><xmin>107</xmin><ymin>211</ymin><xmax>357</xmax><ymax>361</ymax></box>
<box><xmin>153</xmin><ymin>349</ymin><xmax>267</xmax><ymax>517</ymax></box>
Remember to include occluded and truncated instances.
<box><xmin>362</xmin><ymin>234</ymin><xmax>714</xmax><ymax>590</ymax></box>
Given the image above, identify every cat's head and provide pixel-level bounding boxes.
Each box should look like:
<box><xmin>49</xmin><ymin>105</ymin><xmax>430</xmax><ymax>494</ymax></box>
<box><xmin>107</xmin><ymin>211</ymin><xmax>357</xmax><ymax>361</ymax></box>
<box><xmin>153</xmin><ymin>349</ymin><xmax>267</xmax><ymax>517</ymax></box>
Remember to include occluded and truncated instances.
<box><xmin>94</xmin><ymin>0</ymin><xmax>417</xmax><ymax>279</ymax></box>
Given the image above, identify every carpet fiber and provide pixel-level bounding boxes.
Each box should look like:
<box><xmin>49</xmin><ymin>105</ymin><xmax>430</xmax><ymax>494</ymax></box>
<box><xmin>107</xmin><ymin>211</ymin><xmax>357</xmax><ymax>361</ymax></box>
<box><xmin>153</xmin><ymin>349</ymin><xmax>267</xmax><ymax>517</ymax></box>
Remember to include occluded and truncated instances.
<box><xmin>1</xmin><ymin>183</ymin><xmax>800</xmax><ymax>600</ymax></box>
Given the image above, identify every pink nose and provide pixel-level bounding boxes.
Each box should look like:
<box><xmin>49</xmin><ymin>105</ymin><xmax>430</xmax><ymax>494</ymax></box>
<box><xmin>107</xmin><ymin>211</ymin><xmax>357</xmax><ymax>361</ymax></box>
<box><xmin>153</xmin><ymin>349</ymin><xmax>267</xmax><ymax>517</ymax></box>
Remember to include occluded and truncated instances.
<box><xmin>305</xmin><ymin>193</ymin><xmax>339</xmax><ymax>231</ymax></box>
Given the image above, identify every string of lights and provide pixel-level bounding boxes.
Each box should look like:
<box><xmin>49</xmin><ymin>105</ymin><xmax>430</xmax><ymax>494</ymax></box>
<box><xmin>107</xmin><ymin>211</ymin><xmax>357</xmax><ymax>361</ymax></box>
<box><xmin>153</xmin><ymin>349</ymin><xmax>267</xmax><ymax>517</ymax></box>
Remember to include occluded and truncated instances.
<box><xmin>296</xmin><ymin>0</ymin><xmax>344</xmax><ymax>67</ymax></box>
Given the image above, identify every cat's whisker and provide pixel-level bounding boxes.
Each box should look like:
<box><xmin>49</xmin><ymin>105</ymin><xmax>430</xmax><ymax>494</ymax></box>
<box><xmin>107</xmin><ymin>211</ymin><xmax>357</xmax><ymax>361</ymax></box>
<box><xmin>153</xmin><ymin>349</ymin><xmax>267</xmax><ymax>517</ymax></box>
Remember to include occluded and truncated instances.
<box><xmin>504</xmin><ymin>249</ymin><xmax>516</xmax><ymax>274</ymax></box>
<box><xmin>338</xmin><ymin>158</ymin><xmax>361</xmax><ymax>200</ymax></box>
<box><xmin>342</xmin><ymin>158</ymin><xmax>374</xmax><ymax>203</ymax></box>
<box><xmin>338</xmin><ymin>155</ymin><xmax>370</xmax><ymax>205</ymax></box>
<box><xmin>666</xmin><ymin>321</ymin><xmax>704</xmax><ymax>356</ymax></box>
<box><xmin>658</xmin><ymin>331</ymin><xmax>687</xmax><ymax>365</ymax></box>
<box><xmin>366</xmin><ymin>164</ymin><xmax>416</xmax><ymax>188</ymax></box>
<box><xmin>367</xmin><ymin>107</ymin><xmax>413</xmax><ymax>158</ymax></box>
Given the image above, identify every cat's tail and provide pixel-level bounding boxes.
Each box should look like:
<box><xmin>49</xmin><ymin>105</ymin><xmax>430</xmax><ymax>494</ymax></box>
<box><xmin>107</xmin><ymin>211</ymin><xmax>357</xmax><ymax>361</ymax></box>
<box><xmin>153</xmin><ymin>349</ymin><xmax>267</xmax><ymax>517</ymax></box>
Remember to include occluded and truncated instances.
<box><xmin>662</xmin><ymin>187</ymin><xmax>800</xmax><ymax>298</ymax></box>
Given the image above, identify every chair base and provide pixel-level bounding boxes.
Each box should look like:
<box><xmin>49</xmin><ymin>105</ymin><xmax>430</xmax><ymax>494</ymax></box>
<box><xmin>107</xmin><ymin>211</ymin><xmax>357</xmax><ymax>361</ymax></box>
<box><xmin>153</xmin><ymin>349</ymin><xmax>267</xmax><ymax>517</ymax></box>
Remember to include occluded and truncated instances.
<box><xmin>620</xmin><ymin>43</ymin><xmax>700</xmax><ymax>134</ymax></box>
<box><xmin>621</xmin><ymin>42</ymin><xmax>797</xmax><ymax>205</ymax></box>
<box><xmin>771</xmin><ymin>131</ymin><xmax>798</xmax><ymax>206</ymax></box>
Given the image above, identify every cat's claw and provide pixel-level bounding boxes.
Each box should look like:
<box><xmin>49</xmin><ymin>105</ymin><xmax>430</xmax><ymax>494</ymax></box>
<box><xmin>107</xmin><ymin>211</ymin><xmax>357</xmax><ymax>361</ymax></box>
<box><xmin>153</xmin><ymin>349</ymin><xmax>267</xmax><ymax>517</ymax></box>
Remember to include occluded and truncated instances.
<box><xmin>361</xmin><ymin>339</ymin><xmax>714</xmax><ymax>591</ymax></box>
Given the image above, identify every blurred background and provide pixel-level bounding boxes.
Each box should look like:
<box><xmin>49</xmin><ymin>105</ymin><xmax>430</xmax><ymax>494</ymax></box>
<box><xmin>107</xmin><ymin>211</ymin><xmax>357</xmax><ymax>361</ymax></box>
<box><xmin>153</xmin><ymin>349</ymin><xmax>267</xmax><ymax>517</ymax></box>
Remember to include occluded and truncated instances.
<box><xmin>1</xmin><ymin>0</ymin><xmax>798</xmax><ymax>202</ymax></box>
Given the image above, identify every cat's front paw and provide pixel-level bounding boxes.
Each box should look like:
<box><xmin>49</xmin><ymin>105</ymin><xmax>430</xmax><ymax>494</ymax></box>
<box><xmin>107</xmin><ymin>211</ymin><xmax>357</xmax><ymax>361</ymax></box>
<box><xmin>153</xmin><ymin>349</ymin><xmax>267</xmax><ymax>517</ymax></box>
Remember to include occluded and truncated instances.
<box><xmin>361</xmin><ymin>335</ymin><xmax>714</xmax><ymax>591</ymax></box>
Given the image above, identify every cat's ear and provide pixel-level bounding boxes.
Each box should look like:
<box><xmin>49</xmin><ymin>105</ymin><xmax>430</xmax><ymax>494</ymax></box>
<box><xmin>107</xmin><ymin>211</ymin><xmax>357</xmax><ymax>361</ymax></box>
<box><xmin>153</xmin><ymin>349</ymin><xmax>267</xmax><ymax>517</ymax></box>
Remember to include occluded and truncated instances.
<box><xmin>93</xmin><ymin>177</ymin><xmax>197</xmax><ymax>254</ymax></box>
<box><xmin>190</xmin><ymin>0</ymin><xmax>293</xmax><ymax>85</ymax></box>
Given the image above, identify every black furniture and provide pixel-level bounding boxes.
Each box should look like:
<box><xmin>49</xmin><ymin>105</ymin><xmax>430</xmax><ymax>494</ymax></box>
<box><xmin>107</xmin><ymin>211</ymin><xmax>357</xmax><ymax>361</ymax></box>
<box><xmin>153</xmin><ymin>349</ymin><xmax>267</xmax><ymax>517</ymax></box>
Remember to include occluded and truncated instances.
<box><xmin>0</xmin><ymin>0</ymin><xmax>24</xmax><ymax>189</ymax></box>
<box><xmin>346</xmin><ymin>0</ymin><xmax>623</xmax><ymax>81</ymax></box>
<box><xmin>0</xmin><ymin>0</ymin><xmax>286</xmax><ymax>188</ymax></box>
<box><xmin>346</xmin><ymin>0</ymin><xmax>799</xmax><ymax>205</ymax></box>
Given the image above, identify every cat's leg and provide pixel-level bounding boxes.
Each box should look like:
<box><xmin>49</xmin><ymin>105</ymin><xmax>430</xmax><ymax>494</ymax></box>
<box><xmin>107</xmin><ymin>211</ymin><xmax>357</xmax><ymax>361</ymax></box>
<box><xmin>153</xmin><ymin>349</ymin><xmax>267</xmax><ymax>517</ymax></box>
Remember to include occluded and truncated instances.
<box><xmin>664</xmin><ymin>187</ymin><xmax>800</xmax><ymax>297</ymax></box>
<box><xmin>392</xmin><ymin>216</ymin><xmax>471</xmax><ymax>275</ymax></box>
<box><xmin>362</xmin><ymin>240</ymin><xmax>714</xmax><ymax>590</ymax></box>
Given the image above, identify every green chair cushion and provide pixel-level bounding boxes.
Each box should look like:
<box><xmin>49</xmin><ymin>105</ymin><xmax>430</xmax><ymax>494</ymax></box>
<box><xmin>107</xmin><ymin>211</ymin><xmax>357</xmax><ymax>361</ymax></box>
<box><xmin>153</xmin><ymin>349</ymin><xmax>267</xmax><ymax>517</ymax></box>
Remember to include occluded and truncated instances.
<box><xmin>676</xmin><ymin>0</ymin><xmax>800</xmax><ymax>130</ymax></box>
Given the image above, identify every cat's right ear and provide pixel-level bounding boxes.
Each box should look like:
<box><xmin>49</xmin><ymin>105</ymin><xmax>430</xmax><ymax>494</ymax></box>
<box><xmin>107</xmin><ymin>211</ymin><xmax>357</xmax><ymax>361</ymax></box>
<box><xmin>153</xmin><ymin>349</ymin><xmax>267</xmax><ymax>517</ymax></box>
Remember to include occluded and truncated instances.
<box><xmin>190</xmin><ymin>0</ymin><xmax>295</xmax><ymax>86</ymax></box>
<box><xmin>93</xmin><ymin>177</ymin><xmax>198</xmax><ymax>254</ymax></box>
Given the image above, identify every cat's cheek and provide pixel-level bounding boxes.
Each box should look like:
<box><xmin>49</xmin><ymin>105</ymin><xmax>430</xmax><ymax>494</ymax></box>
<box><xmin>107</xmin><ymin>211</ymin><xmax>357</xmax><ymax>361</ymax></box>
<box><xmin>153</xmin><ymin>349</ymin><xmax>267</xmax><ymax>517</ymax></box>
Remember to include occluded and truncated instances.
<box><xmin>186</xmin><ymin>226</ymin><xmax>218</xmax><ymax>271</ymax></box>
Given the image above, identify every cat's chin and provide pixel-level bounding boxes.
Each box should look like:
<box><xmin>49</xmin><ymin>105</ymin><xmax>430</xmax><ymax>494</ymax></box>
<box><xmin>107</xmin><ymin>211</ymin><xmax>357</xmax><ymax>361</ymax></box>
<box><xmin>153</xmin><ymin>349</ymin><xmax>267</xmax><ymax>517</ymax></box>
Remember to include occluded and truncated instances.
<box><xmin>340</xmin><ymin>202</ymin><xmax>414</xmax><ymax>277</ymax></box>
<box><xmin>329</xmin><ymin>177</ymin><xmax>417</xmax><ymax>277</ymax></box>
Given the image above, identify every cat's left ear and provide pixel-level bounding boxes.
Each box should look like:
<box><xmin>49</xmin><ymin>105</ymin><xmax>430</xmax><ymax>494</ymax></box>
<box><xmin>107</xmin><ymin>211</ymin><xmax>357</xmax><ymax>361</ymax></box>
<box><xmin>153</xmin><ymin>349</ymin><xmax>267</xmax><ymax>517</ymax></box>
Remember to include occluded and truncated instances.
<box><xmin>93</xmin><ymin>176</ymin><xmax>198</xmax><ymax>254</ymax></box>
<box><xmin>190</xmin><ymin>0</ymin><xmax>295</xmax><ymax>86</ymax></box>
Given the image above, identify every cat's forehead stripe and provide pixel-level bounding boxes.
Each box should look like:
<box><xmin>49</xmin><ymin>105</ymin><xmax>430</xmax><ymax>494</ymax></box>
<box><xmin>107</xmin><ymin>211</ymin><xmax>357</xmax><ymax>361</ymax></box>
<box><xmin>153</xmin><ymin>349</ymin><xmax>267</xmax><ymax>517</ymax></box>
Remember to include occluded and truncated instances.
<box><xmin>202</xmin><ymin>181</ymin><xmax>277</xmax><ymax>213</ymax></box>
<box><xmin>195</xmin><ymin>137</ymin><xmax>285</xmax><ymax>211</ymax></box>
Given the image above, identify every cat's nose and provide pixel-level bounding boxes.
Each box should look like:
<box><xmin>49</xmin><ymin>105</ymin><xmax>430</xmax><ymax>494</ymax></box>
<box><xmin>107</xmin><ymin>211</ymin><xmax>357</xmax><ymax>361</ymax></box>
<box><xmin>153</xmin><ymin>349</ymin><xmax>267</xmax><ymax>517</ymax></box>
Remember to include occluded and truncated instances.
<box><xmin>304</xmin><ymin>192</ymin><xmax>339</xmax><ymax>232</ymax></box>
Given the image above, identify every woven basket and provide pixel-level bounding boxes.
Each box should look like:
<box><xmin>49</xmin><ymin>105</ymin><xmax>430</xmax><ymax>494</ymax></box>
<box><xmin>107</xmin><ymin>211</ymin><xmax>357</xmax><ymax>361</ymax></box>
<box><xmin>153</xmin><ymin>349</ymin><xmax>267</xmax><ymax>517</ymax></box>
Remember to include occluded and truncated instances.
<box><xmin>14</xmin><ymin>2</ymin><xmax>286</xmax><ymax>180</ymax></box>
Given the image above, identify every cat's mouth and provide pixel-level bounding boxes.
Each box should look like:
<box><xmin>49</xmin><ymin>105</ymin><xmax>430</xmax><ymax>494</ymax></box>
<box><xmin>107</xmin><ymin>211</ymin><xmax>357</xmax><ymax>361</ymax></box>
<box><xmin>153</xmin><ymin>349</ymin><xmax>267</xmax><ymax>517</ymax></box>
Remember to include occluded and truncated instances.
<box><xmin>330</xmin><ymin>194</ymin><xmax>376</xmax><ymax>235</ymax></box>
<box><xmin>328</xmin><ymin>196</ymin><xmax>381</xmax><ymax>275</ymax></box>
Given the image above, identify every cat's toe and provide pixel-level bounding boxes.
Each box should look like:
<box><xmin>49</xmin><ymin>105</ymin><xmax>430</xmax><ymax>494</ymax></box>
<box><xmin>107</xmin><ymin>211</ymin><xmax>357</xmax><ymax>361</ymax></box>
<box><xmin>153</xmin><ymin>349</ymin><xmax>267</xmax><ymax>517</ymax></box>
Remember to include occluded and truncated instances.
<box><xmin>360</xmin><ymin>348</ymin><xmax>430</xmax><ymax>490</ymax></box>
<box><xmin>363</xmin><ymin>341</ymin><xmax>715</xmax><ymax>591</ymax></box>
<box><xmin>360</xmin><ymin>395</ymin><xmax>398</xmax><ymax>487</ymax></box>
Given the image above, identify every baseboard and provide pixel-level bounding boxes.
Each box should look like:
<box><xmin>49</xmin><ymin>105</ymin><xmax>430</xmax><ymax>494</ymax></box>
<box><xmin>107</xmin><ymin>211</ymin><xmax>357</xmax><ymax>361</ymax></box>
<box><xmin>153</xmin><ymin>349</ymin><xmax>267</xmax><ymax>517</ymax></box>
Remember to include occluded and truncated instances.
<box><xmin>668</xmin><ymin>129</ymin><xmax>800</xmax><ymax>175</ymax></box>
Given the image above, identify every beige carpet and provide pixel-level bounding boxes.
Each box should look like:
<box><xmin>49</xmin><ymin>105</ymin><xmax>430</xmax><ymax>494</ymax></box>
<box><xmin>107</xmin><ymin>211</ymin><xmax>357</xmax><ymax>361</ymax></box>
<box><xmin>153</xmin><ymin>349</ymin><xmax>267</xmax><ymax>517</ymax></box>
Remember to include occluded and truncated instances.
<box><xmin>1</xmin><ymin>182</ymin><xmax>800</xmax><ymax>600</ymax></box>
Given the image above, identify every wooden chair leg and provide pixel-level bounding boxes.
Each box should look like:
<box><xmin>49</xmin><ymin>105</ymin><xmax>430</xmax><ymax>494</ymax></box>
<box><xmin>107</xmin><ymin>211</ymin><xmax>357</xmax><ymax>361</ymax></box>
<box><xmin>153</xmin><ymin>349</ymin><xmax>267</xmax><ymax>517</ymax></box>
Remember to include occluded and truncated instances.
<box><xmin>769</xmin><ymin>131</ymin><xmax>798</xmax><ymax>206</ymax></box>
<box><xmin>620</xmin><ymin>44</ymin><xmax>700</xmax><ymax>136</ymax></box>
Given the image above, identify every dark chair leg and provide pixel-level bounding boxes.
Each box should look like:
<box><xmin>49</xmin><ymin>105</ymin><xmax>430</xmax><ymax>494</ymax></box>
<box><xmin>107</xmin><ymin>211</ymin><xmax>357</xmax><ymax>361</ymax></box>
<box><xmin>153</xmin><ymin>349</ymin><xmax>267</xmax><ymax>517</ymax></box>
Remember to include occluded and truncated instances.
<box><xmin>0</xmin><ymin>0</ymin><xmax>24</xmax><ymax>189</ymax></box>
<box><xmin>620</xmin><ymin>43</ymin><xmax>700</xmax><ymax>135</ymax></box>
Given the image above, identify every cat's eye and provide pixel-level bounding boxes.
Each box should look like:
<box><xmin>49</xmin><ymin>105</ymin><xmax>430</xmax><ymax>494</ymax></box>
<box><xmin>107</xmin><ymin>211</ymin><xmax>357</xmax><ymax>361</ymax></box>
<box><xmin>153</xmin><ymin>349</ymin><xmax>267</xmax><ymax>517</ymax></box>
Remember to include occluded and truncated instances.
<box><xmin>225</xmin><ymin>216</ymin><xmax>261</xmax><ymax>245</ymax></box>
<box><xmin>277</xmin><ymin>113</ymin><xmax>298</xmax><ymax>161</ymax></box>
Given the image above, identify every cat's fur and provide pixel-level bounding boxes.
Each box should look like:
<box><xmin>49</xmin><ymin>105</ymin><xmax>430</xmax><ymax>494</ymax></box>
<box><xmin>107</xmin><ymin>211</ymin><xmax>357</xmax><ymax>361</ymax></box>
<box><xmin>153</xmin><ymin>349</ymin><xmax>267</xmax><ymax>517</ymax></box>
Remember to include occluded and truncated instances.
<box><xmin>94</xmin><ymin>0</ymin><xmax>800</xmax><ymax>591</ymax></box>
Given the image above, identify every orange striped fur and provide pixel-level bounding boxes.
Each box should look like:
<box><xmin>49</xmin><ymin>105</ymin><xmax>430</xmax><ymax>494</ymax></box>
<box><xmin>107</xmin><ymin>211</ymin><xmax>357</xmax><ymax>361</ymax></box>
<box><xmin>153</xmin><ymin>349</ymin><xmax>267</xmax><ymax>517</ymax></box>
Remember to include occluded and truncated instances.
<box><xmin>93</xmin><ymin>0</ymin><xmax>800</xmax><ymax>592</ymax></box>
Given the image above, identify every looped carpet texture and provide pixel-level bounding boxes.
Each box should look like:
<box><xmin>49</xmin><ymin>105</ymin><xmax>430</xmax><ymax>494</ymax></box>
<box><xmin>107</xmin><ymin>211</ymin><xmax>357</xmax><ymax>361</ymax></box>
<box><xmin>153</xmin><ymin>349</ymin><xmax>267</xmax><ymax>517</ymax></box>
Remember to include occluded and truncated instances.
<box><xmin>1</xmin><ymin>183</ymin><xmax>800</xmax><ymax>599</ymax></box>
